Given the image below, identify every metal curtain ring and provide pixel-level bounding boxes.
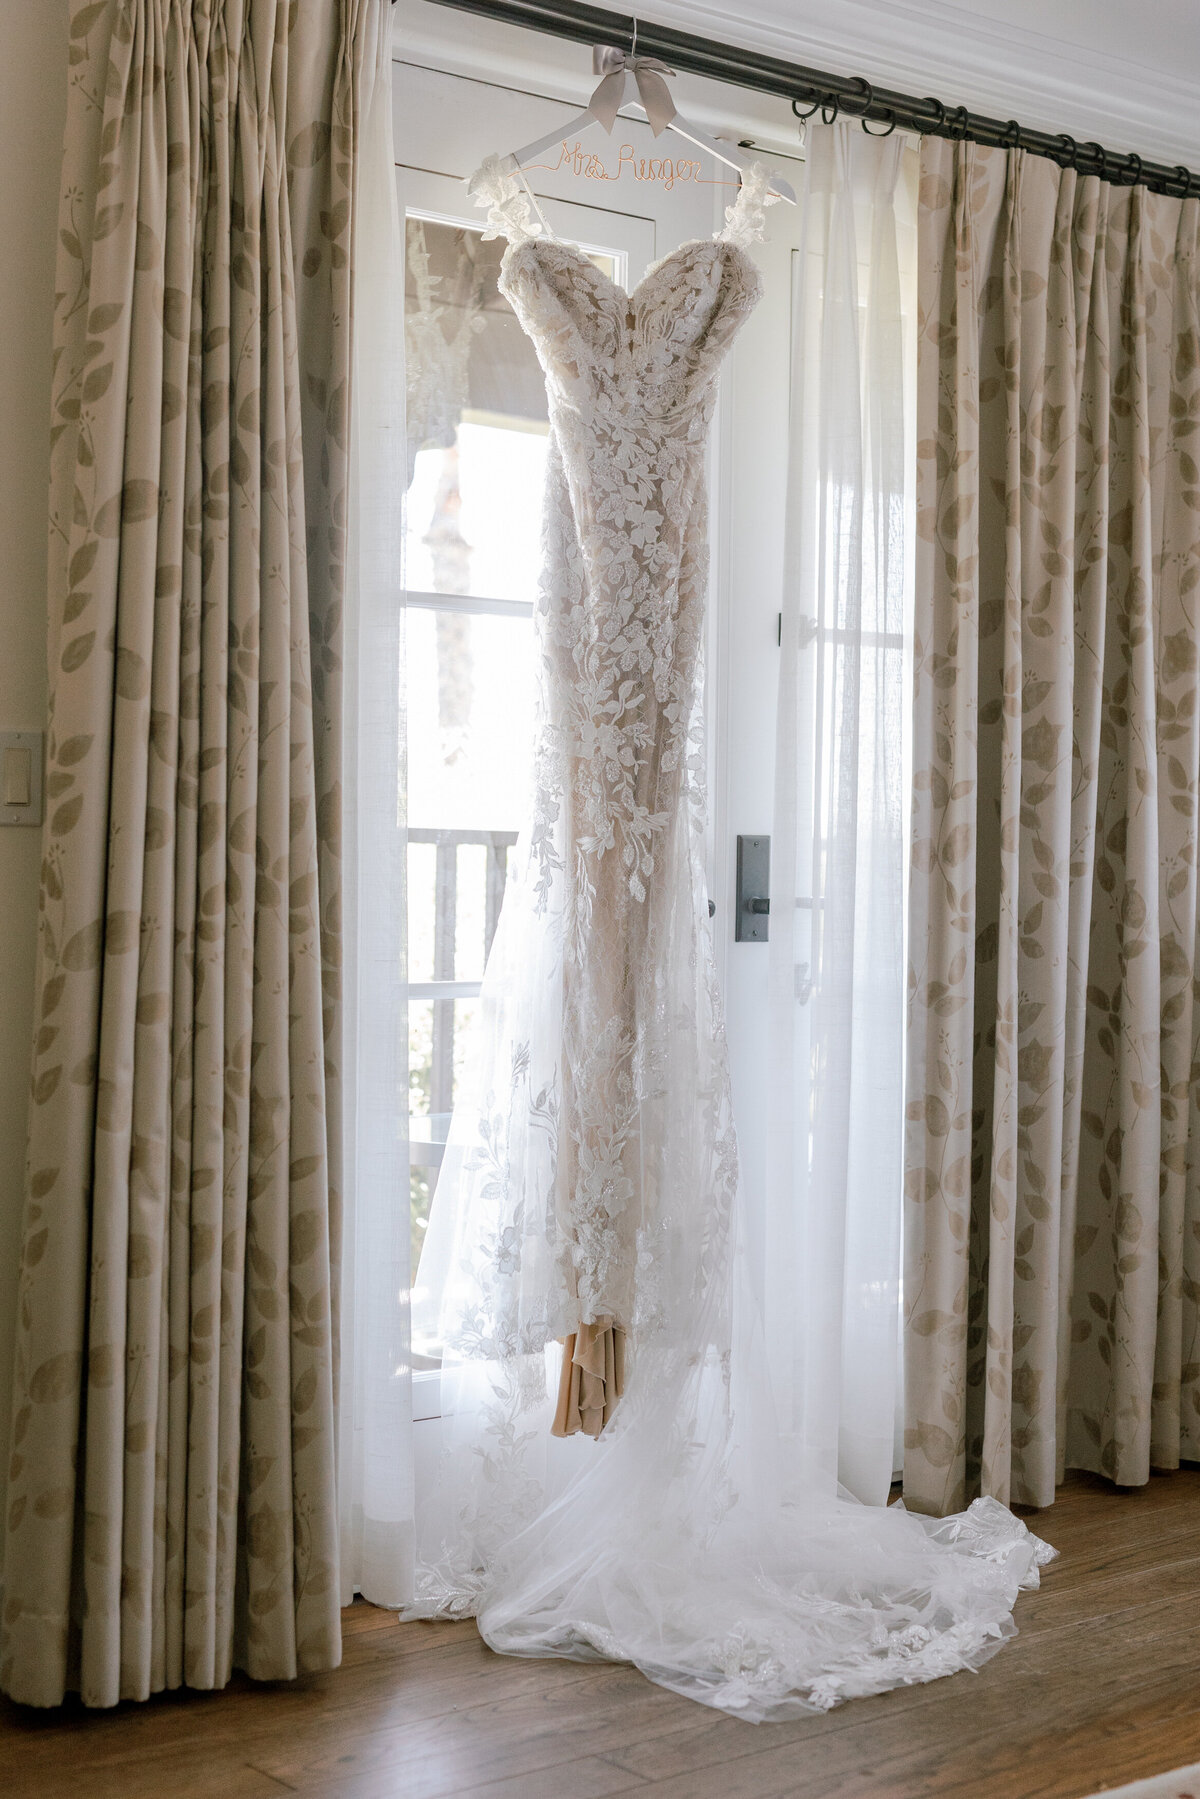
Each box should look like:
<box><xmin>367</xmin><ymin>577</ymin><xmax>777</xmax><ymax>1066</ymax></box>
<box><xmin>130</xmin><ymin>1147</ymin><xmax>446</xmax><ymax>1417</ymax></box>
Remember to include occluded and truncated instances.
<box><xmin>923</xmin><ymin>97</ymin><xmax>947</xmax><ymax>133</ymax></box>
<box><xmin>821</xmin><ymin>94</ymin><xmax>840</xmax><ymax>124</ymax></box>
<box><xmin>1081</xmin><ymin>141</ymin><xmax>1107</xmax><ymax>182</ymax></box>
<box><xmin>845</xmin><ymin>75</ymin><xmax>872</xmax><ymax>116</ymax></box>
<box><xmin>791</xmin><ymin>94</ymin><xmax>823</xmax><ymax>120</ymax></box>
<box><xmin>1123</xmin><ymin>151</ymin><xmax>1143</xmax><ymax>187</ymax></box>
<box><xmin>863</xmin><ymin>108</ymin><xmax>897</xmax><ymax>137</ymax></box>
<box><xmin>1056</xmin><ymin>133</ymin><xmax>1078</xmax><ymax>168</ymax></box>
<box><xmin>1175</xmin><ymin>164</ymin><xmax>1194</xmax><ymax>195</ymax></box>
<box><xmin>946</xmin><ymin>105</ymin><xmax>970</xmax><ymax>140</ymax></box>
<box><xmin>1000</xmin><ymin>119</ymin><xmax>1021</xmax><ymax>149</ymax></box>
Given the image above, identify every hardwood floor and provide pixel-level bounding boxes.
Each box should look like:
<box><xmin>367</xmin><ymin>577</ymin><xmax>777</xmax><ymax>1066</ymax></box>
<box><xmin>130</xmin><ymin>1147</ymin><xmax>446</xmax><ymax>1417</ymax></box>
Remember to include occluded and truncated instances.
<box><xmin>5</xmin><ymin>1469</ymin><xmax>1200</xmax><ymax>1799</ymax></box>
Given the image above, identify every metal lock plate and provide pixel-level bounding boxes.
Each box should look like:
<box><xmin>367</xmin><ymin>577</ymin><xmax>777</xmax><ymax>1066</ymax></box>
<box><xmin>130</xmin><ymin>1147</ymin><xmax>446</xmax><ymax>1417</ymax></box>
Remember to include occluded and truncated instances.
<box><xmin>735</xmin><ymin>834</ymin><xmax>770</xmax><ymax>942</ymax></box>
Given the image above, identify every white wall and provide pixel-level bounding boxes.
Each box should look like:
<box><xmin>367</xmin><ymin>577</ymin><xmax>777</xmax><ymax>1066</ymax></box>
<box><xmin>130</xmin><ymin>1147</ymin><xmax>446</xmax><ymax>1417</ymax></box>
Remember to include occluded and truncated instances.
<box><xmin>0</xmin><ymin>0</ymin><xmax>67</xmax><ymax>1480</ymax></box>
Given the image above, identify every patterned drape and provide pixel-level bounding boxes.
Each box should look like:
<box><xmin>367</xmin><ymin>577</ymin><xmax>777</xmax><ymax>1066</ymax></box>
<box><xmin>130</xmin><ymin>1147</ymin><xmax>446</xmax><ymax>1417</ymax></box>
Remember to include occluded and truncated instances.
<box><xmin>1</xmin><ymin>0</ymin><xmax>379</xmax><ymax>1707</ymax></box>
<box><xmin>905</xmin><ymin>138</ymin><xmax>1200</xmax><ymax>1516</ymax></box>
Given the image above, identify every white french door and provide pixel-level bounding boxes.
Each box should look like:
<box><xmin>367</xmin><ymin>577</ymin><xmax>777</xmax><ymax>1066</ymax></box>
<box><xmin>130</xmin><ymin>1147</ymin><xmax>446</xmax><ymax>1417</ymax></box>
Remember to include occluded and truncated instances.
<box><xmin>710</xmin><ymin>192</ymin><xmax>805</xmax><ymax>1288</ymax></box>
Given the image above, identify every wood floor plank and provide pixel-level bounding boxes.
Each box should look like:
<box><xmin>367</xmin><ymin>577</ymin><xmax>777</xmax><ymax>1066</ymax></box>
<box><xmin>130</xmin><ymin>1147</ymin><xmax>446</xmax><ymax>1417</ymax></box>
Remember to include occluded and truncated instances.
<box><xmin>1017</xmin><ymin>1552</ymin><xmax>1200</xmax><ymax>1636</ymax></box>
<box><xmin>2</xmin><ymin>1468</ymin><xmax>1199</xmax><ymax>1799</ymax></box>
<box><xmin>255</xmin><ymin>1666</ymin><xmax>682</xmax><ymax>1795</ymax></box>
<box><xmin>3</xmin><ymin>1743</ymin><xmax>291</xmax><ymax>1799</ymax></box>
<box><xmin>292</xmin><ymin>1749</ymin><xmax>648</xmax><ymax>1799</ymax></box>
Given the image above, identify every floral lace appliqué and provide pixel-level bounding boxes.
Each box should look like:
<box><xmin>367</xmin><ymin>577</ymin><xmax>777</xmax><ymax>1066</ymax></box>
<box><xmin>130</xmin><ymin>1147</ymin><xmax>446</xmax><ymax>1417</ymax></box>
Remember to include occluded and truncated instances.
<box><xmin>717</xmin><ymin>160</ymin><xmax>780</xmax><ymax>251</ymax></box>
<box><xmin>465</xmin><ymin>153</ymin><xmax>543</xmax><ymax>247</ymax></box>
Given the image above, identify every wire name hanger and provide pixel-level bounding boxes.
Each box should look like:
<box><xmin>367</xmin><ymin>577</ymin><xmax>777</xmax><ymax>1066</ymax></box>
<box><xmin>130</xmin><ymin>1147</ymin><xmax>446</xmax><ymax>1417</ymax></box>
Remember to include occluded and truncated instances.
<box><xmin>503</xmin><ymin>38</ymin><xmax>797</xmax><ymax>206</ymax></box>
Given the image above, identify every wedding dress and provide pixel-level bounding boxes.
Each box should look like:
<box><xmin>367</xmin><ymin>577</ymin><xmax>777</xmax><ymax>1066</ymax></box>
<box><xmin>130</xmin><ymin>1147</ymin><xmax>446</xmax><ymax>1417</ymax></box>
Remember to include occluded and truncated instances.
<box><xmin>406</xmin><ymin>155</ymin><xmax>1054</xmax><ymax>1720</ymax></box>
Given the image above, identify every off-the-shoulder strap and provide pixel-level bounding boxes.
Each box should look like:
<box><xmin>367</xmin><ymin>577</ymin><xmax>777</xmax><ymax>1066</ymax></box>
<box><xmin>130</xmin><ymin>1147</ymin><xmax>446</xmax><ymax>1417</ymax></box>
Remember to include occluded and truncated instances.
<box><xmin>466</xmin><ymin>154</ymin><xmax>545</xmax><ymax>247</ymax></box>
<box><xmin>715</xmin><ymin>162</ymin><xmax>780</xmax><ymax>251</ymax></box>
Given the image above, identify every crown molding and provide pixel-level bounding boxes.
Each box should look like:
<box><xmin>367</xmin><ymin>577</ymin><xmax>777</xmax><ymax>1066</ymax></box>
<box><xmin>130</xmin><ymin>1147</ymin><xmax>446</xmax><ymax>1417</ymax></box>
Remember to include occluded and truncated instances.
<box><xmin>606</xmin><ymin>0</ymin><xmax>1200</xmax><ymax>165</ymax></box>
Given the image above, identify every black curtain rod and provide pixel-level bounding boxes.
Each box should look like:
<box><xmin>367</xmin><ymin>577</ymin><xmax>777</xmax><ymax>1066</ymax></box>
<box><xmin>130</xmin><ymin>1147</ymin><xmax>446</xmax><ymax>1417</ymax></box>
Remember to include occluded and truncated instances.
<box><xmin>400</xmin><ymin>0</ymin><xmax>1199</xmax><ymax>200</ymax></box>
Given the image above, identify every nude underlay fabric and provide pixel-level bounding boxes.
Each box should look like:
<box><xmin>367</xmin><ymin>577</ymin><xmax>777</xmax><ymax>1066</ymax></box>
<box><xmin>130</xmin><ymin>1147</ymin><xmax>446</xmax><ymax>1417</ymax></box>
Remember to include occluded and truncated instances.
<box><xmin>551</xmin><ymin>1317</ymin><xmax>626</xmax><ymax>1438</ymax></box>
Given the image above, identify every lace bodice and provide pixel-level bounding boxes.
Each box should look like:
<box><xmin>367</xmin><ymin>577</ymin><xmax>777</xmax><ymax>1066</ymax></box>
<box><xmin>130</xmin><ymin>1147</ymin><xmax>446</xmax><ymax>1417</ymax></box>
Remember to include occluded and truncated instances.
<box><xmin>468</xmin><ymin>155</ymin><xmax>770</xmax><ymax>425</ymax></box>
<box><xmin>505</xmin><ymin>236</ymin><xmax>761</xmax><ymax>429</ymax></box>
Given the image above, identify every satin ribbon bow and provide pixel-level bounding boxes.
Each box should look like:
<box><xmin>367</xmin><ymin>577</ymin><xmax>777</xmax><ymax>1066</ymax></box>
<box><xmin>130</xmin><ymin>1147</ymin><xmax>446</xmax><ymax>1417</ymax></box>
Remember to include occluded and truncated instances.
<box><xmin>589</xmin><ymin>45</ymin><xmax>677</xmax><ymax>136</ymax></box>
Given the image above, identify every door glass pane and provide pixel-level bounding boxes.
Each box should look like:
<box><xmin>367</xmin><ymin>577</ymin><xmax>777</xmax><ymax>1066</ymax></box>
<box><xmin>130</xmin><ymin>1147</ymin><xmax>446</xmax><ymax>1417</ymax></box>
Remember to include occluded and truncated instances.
<box><xmin>404</xmin><ymin>217</ymin><xmax>616</xmax><ymax>603</ymax></box>
<box><xmin>406</xmin><ymin>607</ymin><xmax>534</xmax><ymax>832</ymax></box>
<box><xmin>407</xmin><ymin>834</ymin><xmax>519</xmax><ymax>986</ymax></box>
<box><xmin>408</xmin><ymin>994</ymin><xmax>479</xmax><ymax>1269</ymax></box>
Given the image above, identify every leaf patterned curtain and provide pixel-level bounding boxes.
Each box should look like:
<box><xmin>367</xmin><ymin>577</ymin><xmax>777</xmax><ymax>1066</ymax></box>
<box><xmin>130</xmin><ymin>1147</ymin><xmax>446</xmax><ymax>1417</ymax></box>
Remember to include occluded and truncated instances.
<box><xmin>905</xmin><ymin>138</ymin><xmax>1200</xmax><ymax>1516</ymax></box>
<box><xmin>1</xmin><ymin>0</ymin><xmax>385</xmax><ymax>1707</ymax></box>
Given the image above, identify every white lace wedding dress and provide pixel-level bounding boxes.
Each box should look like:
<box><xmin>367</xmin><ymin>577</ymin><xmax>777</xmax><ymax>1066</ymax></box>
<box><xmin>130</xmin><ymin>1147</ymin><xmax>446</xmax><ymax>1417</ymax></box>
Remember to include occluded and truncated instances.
<box><xmin>406</xmin><ymin>156</ymin><xmax>1054</xmax><ymax>1721</ymax></box>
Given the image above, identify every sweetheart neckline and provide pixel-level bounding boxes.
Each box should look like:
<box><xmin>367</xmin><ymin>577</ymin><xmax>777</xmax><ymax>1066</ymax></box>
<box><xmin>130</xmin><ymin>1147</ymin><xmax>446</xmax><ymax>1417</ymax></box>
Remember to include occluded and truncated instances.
<box><xmin>504</xmin><ymin>232</ymin><xmax>745</xmax><ymax>308</ymax></box>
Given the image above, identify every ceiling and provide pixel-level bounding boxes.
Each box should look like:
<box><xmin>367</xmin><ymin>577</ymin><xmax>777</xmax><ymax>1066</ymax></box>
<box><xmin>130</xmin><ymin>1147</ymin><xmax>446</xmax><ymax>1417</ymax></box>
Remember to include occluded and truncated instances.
<box><xmin>634</xmin><ymin>0</ymin><xmax>1200</xmax><ymax>165</ymax></box>
<box><xmin>401</xmin><ymin>0</ymin><xmax>1200</xmax><ymax>167</ymax></box>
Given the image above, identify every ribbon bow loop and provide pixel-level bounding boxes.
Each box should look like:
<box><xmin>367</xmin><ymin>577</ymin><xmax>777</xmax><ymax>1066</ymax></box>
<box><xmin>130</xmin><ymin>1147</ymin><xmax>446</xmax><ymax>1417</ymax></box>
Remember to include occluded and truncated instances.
<box><xmin>589</xmin><ymin>44</ymin><xmax>677</xmax><ymax>136</ymax></box>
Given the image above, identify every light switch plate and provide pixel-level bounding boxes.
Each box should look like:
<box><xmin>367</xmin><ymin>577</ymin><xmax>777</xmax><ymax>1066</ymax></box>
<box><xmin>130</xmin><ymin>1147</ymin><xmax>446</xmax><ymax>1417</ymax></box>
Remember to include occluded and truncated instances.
<box><xmin>0</xmin><ymin>732</ymin><xmax>45</xmax><ymax>827</ymax></box>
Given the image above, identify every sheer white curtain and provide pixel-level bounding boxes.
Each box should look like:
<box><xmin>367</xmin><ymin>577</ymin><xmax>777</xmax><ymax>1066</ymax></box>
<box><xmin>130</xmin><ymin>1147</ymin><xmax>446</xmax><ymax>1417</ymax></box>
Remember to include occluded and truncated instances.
<box><xmin>765</xmin><ymin>121</ymin><xmax>916</xmax><ymax>1508</ymax></box>
<box><xmin>338</xmin><ymin>10</ymin><xmax>413</xmax><ymax>1607</ymax></box>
